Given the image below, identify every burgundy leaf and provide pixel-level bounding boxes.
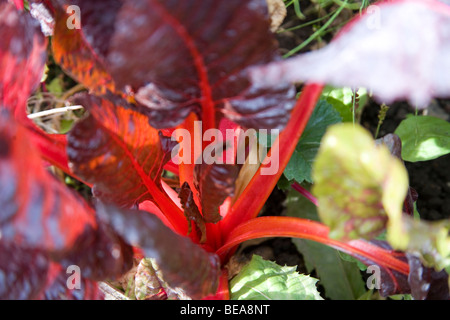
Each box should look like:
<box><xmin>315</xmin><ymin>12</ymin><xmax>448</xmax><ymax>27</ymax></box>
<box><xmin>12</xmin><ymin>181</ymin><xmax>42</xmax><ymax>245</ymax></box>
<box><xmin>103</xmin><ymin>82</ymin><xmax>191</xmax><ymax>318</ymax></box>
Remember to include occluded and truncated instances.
<box><xmin>193</xmin><ymin>162</ymin><xmax>240</xmax><ymax>223</ymax></box>
<box><xmin>97</xmin><ymin>203</ymin><xmax>221</xmax><ymax>299</ymax></box>
<box><xmin>0</xmin><ymin>1</ymin><xmax>47</xmax><ymax>117</ymax></box>
<box><xmin>51</xmin><ymin>1</ymin><xmax>118</xmax><ymax>94</ymax></box>
<box><xmin>0</xmin><ymin>242</ymin><xmax>49</xmax><ymax>300</ymax></box>
<box><xmin>72</xmin><ymin>0</ymin><xmax>295</xmax><ymax>129</ymax></box>
<box><xmin>407</xmin><ymin>254</ymin><xmax>450</xmax><ymax>300</ymax></box>
<box><xmin>0</xmin><ymin>111</ymin><xmax>96</xmax><ymax>252</ymax></box>
<box><xmin>40</xmin><ymin>263</ymin><xmax>104</xmax><ymax>300</ymax></box>
<box><xmin>353</xmin><ymin>240</ymin><xmax>411</xmax><ymax>297</ymax></box>
<box><xmin>178</xmin><ymin>181</ymin><xmax>207</xmax><ymax>243</ymax></box>
<box><xmin>67</xmin><ymin>93</ymin><xmax>175</xmax><ymax>208</ymax></box>
<box><xmin>51</xmin><ymin>220</ymin><xmax>134</xmax><ymax>281</ymax></box>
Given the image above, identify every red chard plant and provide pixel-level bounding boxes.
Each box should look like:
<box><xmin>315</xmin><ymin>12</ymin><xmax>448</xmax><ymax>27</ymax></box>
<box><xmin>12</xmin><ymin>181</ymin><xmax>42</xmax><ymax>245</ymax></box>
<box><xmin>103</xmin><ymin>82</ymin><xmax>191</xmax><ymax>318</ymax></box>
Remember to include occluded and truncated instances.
<box><xmin>0</xmin><ymin>0</ymin><xmax>449</xmax><ymax>301</ymax></box>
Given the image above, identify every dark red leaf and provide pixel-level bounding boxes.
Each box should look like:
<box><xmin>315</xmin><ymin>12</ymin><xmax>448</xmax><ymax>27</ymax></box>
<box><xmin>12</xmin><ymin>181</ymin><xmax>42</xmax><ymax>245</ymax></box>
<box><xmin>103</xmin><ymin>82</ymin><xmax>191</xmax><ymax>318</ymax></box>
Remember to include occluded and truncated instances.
<box><xmin>51</xmin><ymin>220</ymin><xmax>134</xmax><ymax>281</ymax></box>
<box><xmin>0</xmin><ymin>111</ymin><xmax>96</xmax><ymax>252</ymax></box>
<box><xmin>64</xmin><ymin>0</ymin><xmax>295</xmax><ymax>130</ymax></box>
<box><xmin>0</xmin><ymin>242</ymin><xmax>49</xmax><ymax>300</ymax></box>
<box><xmin>407</xmin><ymin>254</ymin><xmax>450</xmax><ymax>300</ymax></box>
<box><xmin>194</xmin><ymin>163</ymin><xmax>240</xmax><ymax>223</ymax></box>
<box><xmin>352</xmin><ymin>240</ymin><xmax>411</xmax><ymax>297</ymax></box>
<box><xmin>51</xmin><ymin>1</ymin><xmax>118</xmax><ymax>94</ymax></box>
<box><xmin>178</xmin><ymin>181</ymin><xmax>207</xmax><ymax>243</ymax></box>
<box><xmin>97</xmin><ymin>203</ymin><xmax>221</xmax><ymax>299</ymax></box>
<box><xmin>39</xmin><ymin>263</ymin><xmax>104</xmax><ymax>300</ymax></box>
<box><xmin>67</xmin><ymin>93</ymin><xmax>176</xmax><ymax>209</ymax></box>
<box><xmin>0</xmin><ymin>1</ymin><xmax>47</xmax><ymax>118</ymax></box>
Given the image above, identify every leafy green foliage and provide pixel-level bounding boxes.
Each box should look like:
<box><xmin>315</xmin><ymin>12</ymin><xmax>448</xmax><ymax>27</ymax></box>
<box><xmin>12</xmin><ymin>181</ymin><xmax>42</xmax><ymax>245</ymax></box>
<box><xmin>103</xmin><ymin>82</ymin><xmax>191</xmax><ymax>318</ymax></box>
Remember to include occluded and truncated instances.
<box><xmin>286</xmin><ymin>189</ymin><xmax>367</xmax><ymax>300</ymax></box>
<box><xmin>230</xmin><ymin>255</ymin><xmax>322</xmax><ymax>300</ymax></box>
<box><xmin>394</xmin><ymin>115</ymin><xmax>450</xmax><ymax>162</ymax></box>
<box><xmin>283</xmin><ymin>99</ymin><xmax>342</xmax><ymax>184</ymax></box>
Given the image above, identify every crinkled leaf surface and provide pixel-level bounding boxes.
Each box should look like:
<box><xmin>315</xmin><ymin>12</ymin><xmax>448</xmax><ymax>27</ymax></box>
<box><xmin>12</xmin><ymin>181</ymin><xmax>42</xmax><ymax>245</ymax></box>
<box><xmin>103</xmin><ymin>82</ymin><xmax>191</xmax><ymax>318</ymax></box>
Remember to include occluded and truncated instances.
<box><xmin>387</xmin><ymin>214</ymin><xmax>450</xmax><ymax>272</ymax></box>
<box><xmin>0</xmin><ymin>242</ymin><xmax>49</xmax><ymax>300</ymax></box>
<box><xmin>394</xmin><ymin>115</ymin><xmax>450</xmax><ymax>162</ymax></box>
<box><xmin>51</xmin><ymin>1</ymin><xmax>118</xmax><ymax>94</ymax></box>
<box><xmin>97</xmin><ymin>203</ymin><xmax>221</xmax><ymax>299</ymax></box>
<box><xmin>407</xmin><ymin>254</ymin><xmax>449</xmax><ymax>300</ymax></box>
<box><xmin>283</xmin><ymin>100</ymin><xmax>341</xmax><ymax>184</ymax></box>
<box><xmin>178</xmin><ymin>181</ymin><xmax>207</xmax><ymax>242</ymax></box>
<box><xmin>230</xmin><ymin>255</ymin><xmax>323</xmax><ymax>300</ymax></box>
<box><xmin>67</xmin><ymin>93</ymin><xmax>175</xmax><ymax>208</ymax></box>
<box><xmin>55</xmin><ymin>0</ymin><xmax>295</xmax><ymax>130</ymax></box>
<box><xmin>0</xmin><ymin>111</ymin><xmax>96</xmax><ymax>252</ymax></box>
<box><xmin>0</xmin><ymin>1</ymin><xmax>47</xmax><ymax>115</ymax></box>
<box><xmin>312</xmin><ymin>123</ymin><xmax>409</xmax><ymax>241</ymax></box>
<box><xmin>250</xmin><ymin>0</ymin><xmax>450</xmax><ymax>108</ymax></box>
<box><xmin>193</xmin><ymin>162</ymin><xmax>240</xmax><ymax>224</ymax></box>
<box><xmin>0</xmin><ymin>111</ymin><xmax>133</xmax><ymax>299</ymax></box>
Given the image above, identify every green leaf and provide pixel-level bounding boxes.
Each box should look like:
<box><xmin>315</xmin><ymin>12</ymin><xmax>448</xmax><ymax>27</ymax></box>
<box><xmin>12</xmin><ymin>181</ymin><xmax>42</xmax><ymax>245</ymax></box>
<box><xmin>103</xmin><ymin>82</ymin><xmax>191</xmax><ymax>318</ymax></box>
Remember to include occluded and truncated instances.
<box><xmin>294</xmin><ymin>239</ymin><xmax>367</xmax><ymax>300</ymax></box>
<box><xmin>321</xmin><ymin>86</ymin><xmax>369</xmax><ymax>122</ymax></box>
<box><xmin>230</xmin><ymin>255</ymin><xmax>322</xmax><ymax>300</ymax></box>
<box><xmin>387</xmin><ymin>214</ymin><xmax>450</xmax><ymax>272</ymax></box>
<box><xmin>312</xmin><ymin>123</ymin><xmax>409</xmax><ymax>241</ymax></box>
<box><xmin>285</xmin><ymin>189</ymin><xmax>367</xmax><ymax>300</ymax></box>
<box><xmin>394</xmin><ymin>115</ymin><xmax>450</xmax><ymax>162</ymax></box>
<box><xmin>284</xmin><ymin>100</ymin><xmax>342</xmax><ymax>184</ymax></box>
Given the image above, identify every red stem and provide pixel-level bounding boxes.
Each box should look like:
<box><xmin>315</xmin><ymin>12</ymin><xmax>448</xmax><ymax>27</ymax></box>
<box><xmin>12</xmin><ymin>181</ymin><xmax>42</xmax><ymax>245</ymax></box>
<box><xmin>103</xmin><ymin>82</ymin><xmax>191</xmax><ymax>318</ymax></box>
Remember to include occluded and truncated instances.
<box><xmin>292</xmin><ymin>182</ymin><xmax>318</xmax><ymax>206</ymax></box>
<box><xmin>219</xmin><ymin>83</ymin><xmax>324</xmax><ymax>238</ymax></box>
<box><xmin>217</xmin><ymin>216</ymin><xmax>410</xmax><ymax>275</ymax></box>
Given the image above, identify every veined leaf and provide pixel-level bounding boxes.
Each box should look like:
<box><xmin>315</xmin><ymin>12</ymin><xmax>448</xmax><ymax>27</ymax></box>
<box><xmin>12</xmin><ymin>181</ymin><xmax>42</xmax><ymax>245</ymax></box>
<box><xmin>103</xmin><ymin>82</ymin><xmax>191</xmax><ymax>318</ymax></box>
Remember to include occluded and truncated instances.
<box><xmin>387</xmin><ymin>214</ymin><xmax>450</xmax><ymax>272</ymax></box>
<box><xmin>230</xmin><ymin>255</ymin><xmax>323</xmax><ymax>300</ymax></box>
<box><xmin>51</xmin><ymin>1</ymin><xmax>118</xmax><ymax>94</ymax></box>
<box><xmin>407</xmin><ymin>254</ymin><xmax>449</xmax><ymax>300</ymax></box>
<box><xmin>312</xmin><ymin>123</ymin><xmax>409</xmax><ymax>241</ymax></box>
<box><xmin>0</xmin><ymin>2</ymin><xmax>47</xmax><ymax>117</ymax></box>
<box><xmin>283</xmin><ymin>100</ymin><xmax>342</xmax><ymax>184</ymax></box>
<box><xmin>394</xmin><ymin>115</ymin><xmax>450</xmax><ymax>162</ymax></box>
<box><xmin>0</xmin><ymin>111</ymin><xmax>96</xmax><ymax>252</ymax></box>
<box><xmin>194</xmin><ymin>162</ymin><xmax>240</xmax><ymax>224</ymax></box>
<box><xmin>97</xmin><ymin>203</ymin><xmax>221</xmax><ymax>299</ymax></box>
<box><xmin>67</xmin><ymin>93</ymin><xmax>175</xmax><ymax>208</ymax></box>
<box><xmin>102</xmin><ymin>0</ymin><xmax>295</xmax><ymax>129</ymax></box>
<box><xmin>178</xmin><ymin>181</ymin><xmax>207</xmax><ymax>243</ymax></box>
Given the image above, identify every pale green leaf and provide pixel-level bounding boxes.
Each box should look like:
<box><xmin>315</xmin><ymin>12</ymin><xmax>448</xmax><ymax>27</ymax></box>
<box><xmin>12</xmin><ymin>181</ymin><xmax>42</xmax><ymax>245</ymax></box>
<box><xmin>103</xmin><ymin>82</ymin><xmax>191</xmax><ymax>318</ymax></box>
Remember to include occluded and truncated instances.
<box><xmin>230</xmin><ymin>255</ymin><xmax>323</xmax><ymax>300</ymax></box>
<box><xmin>312</xmin><ymin>123</ymin><xmax>409</xmax><ymax>241</ymax></box>
<box><xmin>394</xmin><ymin>115</ymin><xmax>450</xmax><ymax>162</ymax></box>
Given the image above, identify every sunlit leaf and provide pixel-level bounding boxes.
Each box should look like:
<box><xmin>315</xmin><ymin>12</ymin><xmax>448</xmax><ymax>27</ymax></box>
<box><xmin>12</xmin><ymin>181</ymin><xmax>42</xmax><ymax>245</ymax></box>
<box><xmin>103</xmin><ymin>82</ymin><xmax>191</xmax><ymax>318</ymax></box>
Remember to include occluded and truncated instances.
<box><xmin>394</xmin><ymin>115</ymin><xmax>450</xmax><ymax>162</ymax></box>
<box><xmin>312</xmin><ymin>123</ymin><xmax>409</xmax><ymax>241</ymax></box>
<box><xmin>230</xmin><ymin>255</ymin><xmax>323</xmax><ymax>300</ymax></box>
<box><xmin>97</xmin><ymin>203</ymin><xmax>221</xmax><ymax>299</ymax></box>
<box><xmin>0</xmin><ymin>2</ymin><xmax>47</xmax><ymax>116</ymax></box>
<box><xmin>103</xmin><ymin>0</ymin><xmax>296</xmax><ymax>129</ymax></box>
<box><xmin>67</xmin><ymin>93</ymin><xmax>175</xmax><ymax>208</ymax></box>
<box><xmin>283</xmin><ymin>100</ymin><xmax>341</xmax><ymax>184</ymax></box>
